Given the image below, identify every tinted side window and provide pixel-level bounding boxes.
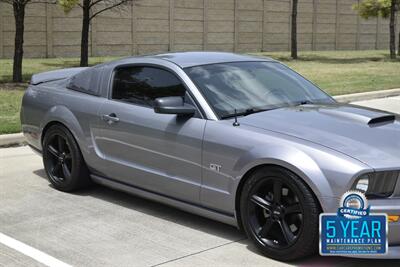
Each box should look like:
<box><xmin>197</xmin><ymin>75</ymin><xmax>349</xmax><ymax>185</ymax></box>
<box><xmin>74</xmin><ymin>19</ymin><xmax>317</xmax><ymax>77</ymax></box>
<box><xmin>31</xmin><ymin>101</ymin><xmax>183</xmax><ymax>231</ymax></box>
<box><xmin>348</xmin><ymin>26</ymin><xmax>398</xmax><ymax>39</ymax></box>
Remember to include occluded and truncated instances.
<box><xmin>112</xmin><ymin>67</ymin><xmax>186</xmax><ymax>107</ymax></box>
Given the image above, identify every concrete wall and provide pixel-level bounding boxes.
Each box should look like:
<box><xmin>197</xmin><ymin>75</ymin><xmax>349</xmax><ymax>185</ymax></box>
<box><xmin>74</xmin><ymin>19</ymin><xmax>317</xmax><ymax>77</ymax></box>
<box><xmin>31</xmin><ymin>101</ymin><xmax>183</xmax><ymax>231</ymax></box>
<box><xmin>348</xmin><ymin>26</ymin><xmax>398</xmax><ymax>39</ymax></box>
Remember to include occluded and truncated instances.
<box><xmin>0</xmin><ymin>0</ymin><xmax>395</xmax><ymax>58</ymax></box>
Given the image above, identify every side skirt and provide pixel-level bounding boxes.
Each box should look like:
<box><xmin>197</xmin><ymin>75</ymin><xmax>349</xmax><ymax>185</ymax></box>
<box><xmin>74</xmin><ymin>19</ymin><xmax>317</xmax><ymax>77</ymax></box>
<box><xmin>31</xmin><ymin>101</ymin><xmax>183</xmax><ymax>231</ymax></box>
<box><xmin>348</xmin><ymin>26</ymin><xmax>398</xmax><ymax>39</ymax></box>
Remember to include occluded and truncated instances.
<box><xmin>90</xmin><ymin>174</ymin><xmax>238</xmax><ymax>227</ymax></box>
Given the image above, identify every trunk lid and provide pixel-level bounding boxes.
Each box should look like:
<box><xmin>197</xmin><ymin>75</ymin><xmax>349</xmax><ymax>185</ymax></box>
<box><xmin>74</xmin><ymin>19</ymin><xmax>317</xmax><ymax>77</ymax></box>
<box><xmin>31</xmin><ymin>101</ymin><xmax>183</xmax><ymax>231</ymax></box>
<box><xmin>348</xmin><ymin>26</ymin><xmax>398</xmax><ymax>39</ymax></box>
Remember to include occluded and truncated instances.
<box><xmin>30</xmin><ymin>67</ymin><xmax>88</xmax><ymax>85</ymax></box>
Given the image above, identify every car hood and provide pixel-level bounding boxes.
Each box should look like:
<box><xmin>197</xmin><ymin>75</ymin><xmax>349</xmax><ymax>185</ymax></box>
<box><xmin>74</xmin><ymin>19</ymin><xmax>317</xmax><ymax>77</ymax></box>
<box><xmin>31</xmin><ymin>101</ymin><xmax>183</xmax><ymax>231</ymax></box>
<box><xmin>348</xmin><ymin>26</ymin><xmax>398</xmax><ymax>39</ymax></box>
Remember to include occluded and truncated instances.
<box><xmin>239</xmin><ymin>104</ymin><xmax>400</xmax><ymax>169</ymax></box>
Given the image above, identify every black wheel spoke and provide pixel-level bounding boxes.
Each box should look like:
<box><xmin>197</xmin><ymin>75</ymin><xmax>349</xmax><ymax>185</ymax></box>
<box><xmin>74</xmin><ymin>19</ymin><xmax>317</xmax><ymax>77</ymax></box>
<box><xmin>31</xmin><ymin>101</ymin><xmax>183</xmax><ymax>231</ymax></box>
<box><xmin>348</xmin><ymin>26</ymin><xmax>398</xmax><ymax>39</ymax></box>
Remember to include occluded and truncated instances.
<box><xmin>48</xmin><ymin>145</ymin><xmax>59</xmax><ymax>158</ymax></box>
<box><xmin>273</xmin><ymin>180</ymin><xmax>282</xmax><ymax>204</ymax></box>
<box><xmin>251</xmin><ymin>195</ymin><xmax>273</xmax><ymax>212</ymax></box>
<box><xmin>259</xmin><ymin>220</ymin><xmax>274</xmax><ymax>237</ymax></box>
<box><xmin>46</xmin><ymin>134</ymin><xmax>72</xmax><ymax>182</ymax></box>
<box><xmin>52</xmin><ymin>162</ymin><xmax>61</xmax><ymax>176</ymax></box>
<box><xmin>285</xmin><ymin>203</ymin><xmax>301</xmax><ymax>214</ymax></box>
<box><xmin>62</xmin><ymin>163</ymin><xmax>71</xmax><ymax>179</ymax></box>
<box><xmin>57</xmin><ymin>135</ymin><xmax>65</xmax><ymax>152</ymax></box>
<box><xmin>278</xmin><ymin>219</ymin><xmax>295</xmax><ymax>244</ymax></box>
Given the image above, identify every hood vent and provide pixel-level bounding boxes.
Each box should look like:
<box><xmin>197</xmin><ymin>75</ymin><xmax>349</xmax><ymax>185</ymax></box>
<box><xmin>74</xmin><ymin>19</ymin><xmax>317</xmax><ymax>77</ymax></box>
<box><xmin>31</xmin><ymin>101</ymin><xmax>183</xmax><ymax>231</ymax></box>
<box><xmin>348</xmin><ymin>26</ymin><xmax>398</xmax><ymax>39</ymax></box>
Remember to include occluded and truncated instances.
<box><xmin>368</xmin><ymin>115</ymin><xmax>395</xmax><ymax>125</ymax></box>
<box><xmin>319</xmin><ymin>108</ymin><xmax>396</xmax><ymax>126</ymax></box>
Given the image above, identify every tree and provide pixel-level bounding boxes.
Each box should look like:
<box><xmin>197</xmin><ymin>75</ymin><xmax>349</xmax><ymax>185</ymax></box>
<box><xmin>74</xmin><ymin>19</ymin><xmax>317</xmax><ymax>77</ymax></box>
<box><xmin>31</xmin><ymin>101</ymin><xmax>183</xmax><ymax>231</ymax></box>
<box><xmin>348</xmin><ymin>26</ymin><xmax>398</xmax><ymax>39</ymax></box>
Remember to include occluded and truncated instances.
<box><xmin>0</xmin><ymin>0</ymin><xmax>53</xmax><ymax>82</ymax></box>
<box><xmin>1</xmin><ymin>0</ymin><xmax>28</xmax><ymax>82</ymax></box>
<box><xmin>291</xmin><ymin>0</ymin><xmax>298</xmax><ymax>59</ymax></box>
<box><xmin>59</xmin><ymin>0</ymin><xmax>133</xmax><ymax>67</ymax></box>
<box><xmin>354</xmin><ymin>0</ymin><xmax>399</xmax><ymax>59</ymax></box>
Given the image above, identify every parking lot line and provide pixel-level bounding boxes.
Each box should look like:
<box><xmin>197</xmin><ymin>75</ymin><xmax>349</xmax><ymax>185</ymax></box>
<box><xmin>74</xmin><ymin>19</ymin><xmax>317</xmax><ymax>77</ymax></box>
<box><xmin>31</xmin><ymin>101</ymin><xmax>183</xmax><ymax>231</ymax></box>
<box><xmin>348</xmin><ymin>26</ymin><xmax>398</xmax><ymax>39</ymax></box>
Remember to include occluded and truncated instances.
<box><xmin>151</xmin><ymin>238</ymin><xmax>246</xmax><ymax>267</ymax></box>
<box><xmin>0</xmin><ymin>232</ymin><xmax>72</xmax><ymax>267</ymax></box>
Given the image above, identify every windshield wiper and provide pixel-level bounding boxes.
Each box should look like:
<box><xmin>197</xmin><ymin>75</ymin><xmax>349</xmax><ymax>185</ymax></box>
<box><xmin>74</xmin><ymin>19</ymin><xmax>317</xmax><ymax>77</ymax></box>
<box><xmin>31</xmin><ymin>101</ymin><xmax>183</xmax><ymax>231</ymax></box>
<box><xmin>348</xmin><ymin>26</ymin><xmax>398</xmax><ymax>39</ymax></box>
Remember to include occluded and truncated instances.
<box><xmin>222</xmin><ymin>102</ymin><xmax>316</xmax><ymax>119</ymax></box>
<box><xmin>295</xmin><ymin>100</ymin><xmax>314</xmax><ymax>106</ymax></box>
<box><xmin>221</xmin><ymin>108</ymin><xmax>273</xmax><ymax>119</ymax></box>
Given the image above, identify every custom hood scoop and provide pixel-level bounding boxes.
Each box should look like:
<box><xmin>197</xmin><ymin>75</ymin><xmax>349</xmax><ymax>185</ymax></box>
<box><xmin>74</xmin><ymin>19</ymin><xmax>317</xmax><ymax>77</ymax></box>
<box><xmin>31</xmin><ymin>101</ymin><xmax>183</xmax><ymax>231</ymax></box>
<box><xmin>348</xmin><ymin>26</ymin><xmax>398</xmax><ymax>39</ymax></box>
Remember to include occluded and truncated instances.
<box><xmin>368</xmin><ymin>115</ymin><xmax>396</xmax><ymax>125</ymax></box>
<box><xmin>318</xmin><ymin>107</ymin><xmax>396</xmax><ymax>126</ymax></box>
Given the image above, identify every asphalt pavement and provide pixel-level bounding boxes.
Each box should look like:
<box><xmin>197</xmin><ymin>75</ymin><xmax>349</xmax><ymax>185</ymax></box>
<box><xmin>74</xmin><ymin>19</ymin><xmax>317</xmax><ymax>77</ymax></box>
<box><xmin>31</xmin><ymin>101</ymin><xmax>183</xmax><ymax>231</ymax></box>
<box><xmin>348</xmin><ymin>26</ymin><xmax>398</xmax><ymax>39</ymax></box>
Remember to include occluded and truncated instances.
<box><xmin>1</xmin><ymin>96</ymin><xmax>400</xmax><ymax>267</ymax></box>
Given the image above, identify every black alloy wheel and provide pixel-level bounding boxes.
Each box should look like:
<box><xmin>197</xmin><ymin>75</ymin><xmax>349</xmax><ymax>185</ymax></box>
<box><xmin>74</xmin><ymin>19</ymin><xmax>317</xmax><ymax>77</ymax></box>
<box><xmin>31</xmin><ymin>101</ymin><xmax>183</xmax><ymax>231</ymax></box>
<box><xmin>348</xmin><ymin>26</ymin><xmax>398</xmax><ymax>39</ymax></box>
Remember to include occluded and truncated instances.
<box><xmin>45</xmin><ymin>134</ymin><xmax>72</xmax><ymax>183</ymax></box>
<box><xmin>43</xmin><ymin>124</ymin><xmax>90</xmax><ymax>191</ymax></box>
<box><xmin>248</xmin><ymin>177</ymin><xmax>303</xmax><ymax>249</ymax></box>
<box><xmin>240</xmin><ymin>166</ymin><xmax>320</xmax><ymax>261</ymax></box>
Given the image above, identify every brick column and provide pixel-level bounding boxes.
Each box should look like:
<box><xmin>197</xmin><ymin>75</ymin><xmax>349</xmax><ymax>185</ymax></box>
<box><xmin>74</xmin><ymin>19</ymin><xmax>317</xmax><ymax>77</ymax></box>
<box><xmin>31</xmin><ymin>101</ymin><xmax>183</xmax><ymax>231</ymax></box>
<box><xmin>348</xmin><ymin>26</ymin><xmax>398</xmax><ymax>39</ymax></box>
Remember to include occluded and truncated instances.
<box><xmin>261</xmin><ymin>0</ymin><xmax>266</xmax><ymax>52</ymax></box>
<box><xmin>91</xmin><ymin>15</ymin><xmax>97</xmax><ymax>57</ymax></box>
<box><xmin>169</xmin><ymin>0</ymin><xmax>174</xmax><ymax>52</ymax></box>
<box><xmin>288</xmin><ymin>0</ymin><xmax>292</xmax><ymax>51</ymax></box>
<box><xmin>0</xmin><ymin>2</ymin><xmax>4</xmax><ymax>58</ymax></box>
<box><xmin>234</xmin><ymin>0</ymin><xmax>239</xmax><ymax>52</ymax></box>
<box><xmin>203</xmin><ymin>0</ymin><xmax>208</xmax><ymax>50</ymax></box>
<box><xmin>131</xmin><ymin>0</ymin><xmax>137</xmax><ymax>55</ymax></box>
<box><xmin>356</xmin><ymin>0</ymin><xmax>360</xmax><ymax>50</ymax></box>
<box><xmin>311</xmin><ymin>0</ymin><xmax>317</xmax><ymax>51</ymax></box>
<box><xmin>335</xmin><ymin>0</ymin><xmax>340</xmax><ymax>50</ymax></box>
<box><xmin>45</xmin><ymin>3</ymin><xmax>53</xmax><ymax>58</ymax></box>
<box><xmin>375</xmin><ymin>16</ymin><xmax>380</xmax><ymax>50</ymax></box>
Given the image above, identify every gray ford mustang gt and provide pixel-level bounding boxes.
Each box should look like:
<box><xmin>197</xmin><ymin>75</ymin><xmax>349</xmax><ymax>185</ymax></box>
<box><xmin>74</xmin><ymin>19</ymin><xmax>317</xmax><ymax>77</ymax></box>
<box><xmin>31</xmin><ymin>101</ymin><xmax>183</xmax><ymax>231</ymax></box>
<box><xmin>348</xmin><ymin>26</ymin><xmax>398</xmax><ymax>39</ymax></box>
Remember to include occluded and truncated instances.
<box><xmin>21</xmin><ymin>52</ymin><xmax>400</xmax><ymax>260</ymax></box>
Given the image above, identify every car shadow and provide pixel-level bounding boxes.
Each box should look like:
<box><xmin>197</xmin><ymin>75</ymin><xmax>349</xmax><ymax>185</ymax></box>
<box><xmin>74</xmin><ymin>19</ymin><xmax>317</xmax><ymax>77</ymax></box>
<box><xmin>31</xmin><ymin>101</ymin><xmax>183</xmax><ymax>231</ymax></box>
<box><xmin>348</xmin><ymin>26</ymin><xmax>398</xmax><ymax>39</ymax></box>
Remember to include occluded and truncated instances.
<box><xmin>33</xmin><ymin>169</ymin><xmax>399</xmax><ymax>266</ymax></box>
<box><xmin>33</xmin><ymin>169</ymin><xmax>244</xmax><ymax>242</ymax></box>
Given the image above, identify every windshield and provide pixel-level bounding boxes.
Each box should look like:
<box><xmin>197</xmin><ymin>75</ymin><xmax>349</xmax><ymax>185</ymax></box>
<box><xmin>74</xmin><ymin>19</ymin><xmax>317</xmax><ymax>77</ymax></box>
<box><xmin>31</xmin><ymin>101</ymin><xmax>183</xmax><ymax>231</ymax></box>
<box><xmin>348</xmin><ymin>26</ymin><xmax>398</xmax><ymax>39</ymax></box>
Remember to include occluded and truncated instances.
<box><xmin>185</xmin><ymin>61</ymin><xmax>335</xmax><ymax>119</ymax></box>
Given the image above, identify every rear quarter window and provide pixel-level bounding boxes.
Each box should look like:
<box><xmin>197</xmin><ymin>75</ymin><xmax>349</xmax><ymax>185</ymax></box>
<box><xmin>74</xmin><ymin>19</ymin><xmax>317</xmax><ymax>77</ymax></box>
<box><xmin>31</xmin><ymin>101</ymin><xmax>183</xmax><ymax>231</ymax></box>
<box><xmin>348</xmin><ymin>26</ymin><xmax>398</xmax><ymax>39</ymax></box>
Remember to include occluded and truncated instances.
<box><xmin>67</xmin><ymin>67</ymin><xmax>102</xmax><ymax>95</ymax></box>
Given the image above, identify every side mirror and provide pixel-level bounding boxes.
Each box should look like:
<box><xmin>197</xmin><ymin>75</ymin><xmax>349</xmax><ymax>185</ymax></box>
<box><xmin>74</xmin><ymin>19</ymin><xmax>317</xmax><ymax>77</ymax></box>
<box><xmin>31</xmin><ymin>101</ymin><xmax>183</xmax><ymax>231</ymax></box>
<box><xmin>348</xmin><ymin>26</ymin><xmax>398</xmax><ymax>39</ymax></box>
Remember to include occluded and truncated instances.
<box><xmin>154</xmin><ymin>96</ymin><xmax>196</xmax><ymax>116</ymax></box>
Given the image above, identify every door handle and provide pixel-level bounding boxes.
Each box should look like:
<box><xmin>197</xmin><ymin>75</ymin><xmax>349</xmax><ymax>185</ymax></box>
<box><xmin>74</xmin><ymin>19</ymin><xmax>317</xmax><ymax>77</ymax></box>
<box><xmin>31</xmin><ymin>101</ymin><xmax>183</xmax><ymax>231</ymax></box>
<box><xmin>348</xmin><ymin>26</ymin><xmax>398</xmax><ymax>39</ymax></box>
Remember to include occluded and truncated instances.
<box><xmin>102</xmin><ymin>113</ymin><xmax>120</xmax><ymax>124</ymax></box>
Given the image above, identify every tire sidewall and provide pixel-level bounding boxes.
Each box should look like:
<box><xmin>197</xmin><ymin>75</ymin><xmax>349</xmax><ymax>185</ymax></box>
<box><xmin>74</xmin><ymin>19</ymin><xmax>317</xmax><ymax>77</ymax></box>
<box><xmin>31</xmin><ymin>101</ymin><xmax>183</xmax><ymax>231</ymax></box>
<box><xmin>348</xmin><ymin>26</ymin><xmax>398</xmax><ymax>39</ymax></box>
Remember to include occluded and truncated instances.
<box><xmin>240</xmin><ymin>166</ymin><xmax>319</xmax><ymax>261</ymax></box>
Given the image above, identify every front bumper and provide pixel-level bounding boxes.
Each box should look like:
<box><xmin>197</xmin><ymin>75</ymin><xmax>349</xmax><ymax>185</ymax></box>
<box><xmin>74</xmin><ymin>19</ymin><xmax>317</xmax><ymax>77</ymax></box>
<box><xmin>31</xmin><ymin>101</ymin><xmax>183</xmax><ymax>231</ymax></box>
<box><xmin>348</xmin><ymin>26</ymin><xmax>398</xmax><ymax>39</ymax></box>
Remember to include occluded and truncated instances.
<box><xmin>349</xmin><ymin>245</ymin><xmax>400</xmax><ymax>259</ymax></box>
<box><xmin>370</xmin><ymin>198</ymin><xmax>400</xmax><ymax>246</ymax></box>
<box><xmin>321</xmin><ymin>196</ymin><xmax>400</xmax><ymax>258</ymax></box>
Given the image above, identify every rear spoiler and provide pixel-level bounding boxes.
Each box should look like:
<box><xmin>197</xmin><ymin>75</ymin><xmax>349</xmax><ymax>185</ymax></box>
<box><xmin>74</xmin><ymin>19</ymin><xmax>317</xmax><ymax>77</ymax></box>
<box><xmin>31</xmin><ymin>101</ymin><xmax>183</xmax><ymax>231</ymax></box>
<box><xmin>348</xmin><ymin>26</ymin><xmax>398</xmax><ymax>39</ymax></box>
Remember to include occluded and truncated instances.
<box><xmin>30</xmin><ymin>67</ymin><xmax>88</xmax><ymax>85</ymax></box>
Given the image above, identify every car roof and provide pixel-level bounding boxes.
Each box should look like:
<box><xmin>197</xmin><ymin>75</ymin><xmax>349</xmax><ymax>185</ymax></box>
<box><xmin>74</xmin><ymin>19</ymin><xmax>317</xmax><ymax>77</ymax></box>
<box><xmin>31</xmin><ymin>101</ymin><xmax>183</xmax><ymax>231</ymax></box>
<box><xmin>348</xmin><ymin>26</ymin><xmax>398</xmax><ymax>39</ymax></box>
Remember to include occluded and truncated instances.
<box><xmin>148</xmin><ymin>52</ymin><xmax>275</xmax><ymax>68</ymax></box>
<box><xmin>105</xmin><ymin>52</ymin><xmax>276</xmax><ymax>69</ymax></box>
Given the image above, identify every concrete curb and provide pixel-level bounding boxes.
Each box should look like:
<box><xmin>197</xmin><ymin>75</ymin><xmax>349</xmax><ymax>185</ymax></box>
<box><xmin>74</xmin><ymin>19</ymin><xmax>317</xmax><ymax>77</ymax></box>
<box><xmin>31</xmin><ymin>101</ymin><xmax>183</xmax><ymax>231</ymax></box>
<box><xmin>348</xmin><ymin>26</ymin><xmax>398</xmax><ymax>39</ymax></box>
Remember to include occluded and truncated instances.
<box><xmin>334</xmin><ymin>88</ymin><xmax>400</xmax><ymax>103</ymax></box>
<box><xmin>1</xmin><ymin>89</ymin><xmax>400</xmax><ymax>148</ymax></box>
<box><xmin>0</xmin><ymin>133</ymin><xmax>26</xmax><ymax>147</ymax></box>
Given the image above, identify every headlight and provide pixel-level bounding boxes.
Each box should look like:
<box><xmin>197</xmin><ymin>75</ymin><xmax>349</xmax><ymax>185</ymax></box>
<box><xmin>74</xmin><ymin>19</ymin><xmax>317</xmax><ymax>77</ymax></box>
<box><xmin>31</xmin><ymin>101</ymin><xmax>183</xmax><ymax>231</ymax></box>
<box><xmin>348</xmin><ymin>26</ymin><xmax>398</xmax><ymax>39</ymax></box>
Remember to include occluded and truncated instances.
<box><xmin>352</xmin><ymin>171</ymin><xmax>399</xmax><ymax>198</ymax></box>
<box><xmin>355</xmin><ymin>175</ymin><xmax>369</xmax><ymax>192</ymax></box>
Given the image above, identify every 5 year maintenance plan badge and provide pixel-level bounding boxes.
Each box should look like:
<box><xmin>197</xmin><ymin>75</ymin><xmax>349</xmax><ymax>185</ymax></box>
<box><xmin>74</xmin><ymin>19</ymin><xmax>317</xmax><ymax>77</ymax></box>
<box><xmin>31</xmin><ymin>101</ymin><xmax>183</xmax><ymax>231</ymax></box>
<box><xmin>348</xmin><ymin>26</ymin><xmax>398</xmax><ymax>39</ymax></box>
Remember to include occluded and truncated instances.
<box><xmin>320</xmin><ymin>191</ymin><xmax>388</xmax><ymax>256</ymax></box>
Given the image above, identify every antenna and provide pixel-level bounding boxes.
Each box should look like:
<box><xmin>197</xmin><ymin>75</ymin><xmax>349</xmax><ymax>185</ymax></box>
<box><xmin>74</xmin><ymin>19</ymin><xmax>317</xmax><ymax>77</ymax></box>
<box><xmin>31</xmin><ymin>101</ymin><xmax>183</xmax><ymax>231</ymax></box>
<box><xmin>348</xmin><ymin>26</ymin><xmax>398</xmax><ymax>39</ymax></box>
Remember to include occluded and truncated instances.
<box><xmin>233</xmin><ymin>109</ymin><xmax>240</xmax><ymax>127</ymax></box>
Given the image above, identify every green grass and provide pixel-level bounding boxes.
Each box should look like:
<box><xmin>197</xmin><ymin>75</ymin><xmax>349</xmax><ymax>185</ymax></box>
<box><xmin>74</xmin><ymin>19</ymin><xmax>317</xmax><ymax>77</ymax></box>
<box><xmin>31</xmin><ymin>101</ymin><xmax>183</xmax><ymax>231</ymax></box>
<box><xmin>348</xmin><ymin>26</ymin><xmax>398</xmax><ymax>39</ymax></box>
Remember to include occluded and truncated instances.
<box><xmin>256</xmin><ymin>50</ymin><xmax>400</xmax><ymax>96</ymax></box>
<box><xmin>0</xmin><ymin>85</ymin><xmax>25</xmax><ymax>134</ymax></box>
<box><xmin>0</xmin><ymin>50</ymin><xmax>400</xmax><ymax>134</ymax></box>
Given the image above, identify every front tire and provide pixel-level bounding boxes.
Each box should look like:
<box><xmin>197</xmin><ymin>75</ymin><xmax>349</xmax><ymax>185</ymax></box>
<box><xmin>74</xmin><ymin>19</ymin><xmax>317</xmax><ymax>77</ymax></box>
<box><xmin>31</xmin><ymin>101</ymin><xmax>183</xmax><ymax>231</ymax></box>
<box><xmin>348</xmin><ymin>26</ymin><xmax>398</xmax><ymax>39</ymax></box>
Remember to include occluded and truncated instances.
<box><xmin>42</xmin><ymin>124</ymin><xmax>91</xmax><ymax>192</ymax></box>
<box><xmin>240</xmin><ymin>166</ymin><xmax>320</xmax><ymax>261</ymax></box>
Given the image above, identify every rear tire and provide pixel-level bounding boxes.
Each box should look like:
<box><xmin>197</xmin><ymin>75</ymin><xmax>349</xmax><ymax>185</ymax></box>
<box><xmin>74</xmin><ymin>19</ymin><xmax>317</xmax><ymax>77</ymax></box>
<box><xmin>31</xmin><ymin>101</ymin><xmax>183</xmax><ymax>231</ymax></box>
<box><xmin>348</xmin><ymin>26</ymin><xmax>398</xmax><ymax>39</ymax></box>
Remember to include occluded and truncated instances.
<box><xmin>239</xmin><ymin>166</ymin><xmax>320</xmax><ymax>261</ymax></box>
<box><xmin>42</xmin><ymin>124</ymin><xmax>91</xmax><ymax>192</ymax></box>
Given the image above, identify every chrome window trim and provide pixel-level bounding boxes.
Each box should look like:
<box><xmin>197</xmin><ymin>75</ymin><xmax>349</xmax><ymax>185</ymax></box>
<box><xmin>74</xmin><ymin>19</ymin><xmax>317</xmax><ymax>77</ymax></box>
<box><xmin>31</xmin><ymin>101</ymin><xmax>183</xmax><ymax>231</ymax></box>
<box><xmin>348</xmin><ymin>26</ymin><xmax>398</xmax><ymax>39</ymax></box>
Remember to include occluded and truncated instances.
<box><xmin>172</xmin><ymin>66</ymin><xmax>218</xmax><ymax>121</ymax></box>
<box><xmin>105</xmin><ymin>58</ymin><xmax>218</xmax><ymax>121</ymax></box>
